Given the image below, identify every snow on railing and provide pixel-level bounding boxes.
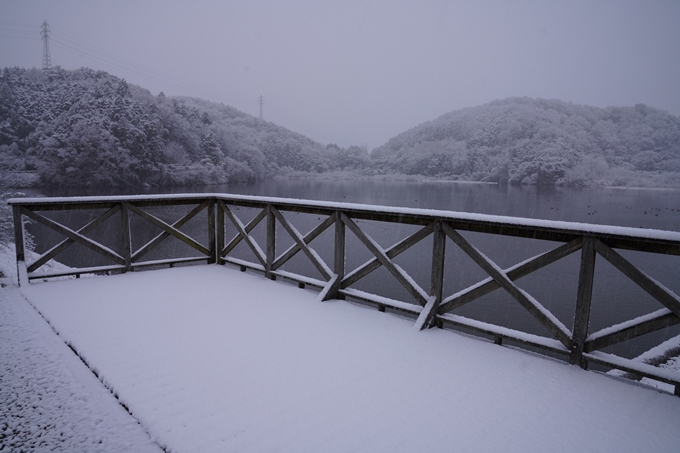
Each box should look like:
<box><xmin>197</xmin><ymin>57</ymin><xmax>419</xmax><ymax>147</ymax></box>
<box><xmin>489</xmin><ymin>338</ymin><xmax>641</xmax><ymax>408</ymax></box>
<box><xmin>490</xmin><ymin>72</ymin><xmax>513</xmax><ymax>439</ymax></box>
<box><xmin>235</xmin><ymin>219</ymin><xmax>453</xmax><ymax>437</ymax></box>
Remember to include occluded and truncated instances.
<box><xmin>9</xmin><ymin>193</ymin><xmax>680</xmax><ymax>395</ymax></box>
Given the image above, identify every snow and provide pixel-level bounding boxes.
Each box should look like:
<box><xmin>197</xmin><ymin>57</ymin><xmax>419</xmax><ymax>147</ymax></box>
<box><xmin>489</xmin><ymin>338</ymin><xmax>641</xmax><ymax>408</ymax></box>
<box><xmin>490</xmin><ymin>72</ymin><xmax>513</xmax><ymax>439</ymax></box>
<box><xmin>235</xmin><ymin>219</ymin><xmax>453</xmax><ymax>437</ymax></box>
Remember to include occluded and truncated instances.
<box><xmin>438</xmin><ymin>313</ymin><xmax>570</xmax><ymax>353</ymax></box>
<box><xmin>11</xmin><ymin>192</ymin><xmax>680</xmax><ymax>243</ymax></box>
<box><xmin>607</xmin><ymin>333</ymin><xmax>680</xmax><ymax>394</ymax></box>
<box><xmin>587</xmin><ymin>308</ymin><xmax>672</xmax><ymax>342</ymax></box>
<box><xmin>0</xmin><ymin>285</ymin><xmax>163</xmax><ymax>452</ymax></box>
<box><xmin>5</xmin><ymin>261</ymin><xmax>680</xmax><ymax>452</ymax></box>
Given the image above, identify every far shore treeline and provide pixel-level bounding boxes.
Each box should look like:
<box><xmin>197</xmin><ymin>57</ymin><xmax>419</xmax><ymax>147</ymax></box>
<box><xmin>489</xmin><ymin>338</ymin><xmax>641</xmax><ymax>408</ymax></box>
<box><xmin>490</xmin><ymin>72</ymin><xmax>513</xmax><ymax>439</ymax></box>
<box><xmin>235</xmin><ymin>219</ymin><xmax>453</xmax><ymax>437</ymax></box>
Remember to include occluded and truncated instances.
<box><xmin>1</xmin><ymin>66</ymin><xmax>680</xmax><ymax>189</ymax></box>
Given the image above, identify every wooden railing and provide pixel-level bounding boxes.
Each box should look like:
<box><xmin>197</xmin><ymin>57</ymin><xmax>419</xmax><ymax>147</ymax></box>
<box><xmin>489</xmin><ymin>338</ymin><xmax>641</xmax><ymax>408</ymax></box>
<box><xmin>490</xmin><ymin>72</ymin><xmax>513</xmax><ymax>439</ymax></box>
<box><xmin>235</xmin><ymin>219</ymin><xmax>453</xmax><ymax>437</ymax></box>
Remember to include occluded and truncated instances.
<box><xmin>9</xmin><ymin>193</ymin><xmax>680</xmax><ymax>395</ymax></box>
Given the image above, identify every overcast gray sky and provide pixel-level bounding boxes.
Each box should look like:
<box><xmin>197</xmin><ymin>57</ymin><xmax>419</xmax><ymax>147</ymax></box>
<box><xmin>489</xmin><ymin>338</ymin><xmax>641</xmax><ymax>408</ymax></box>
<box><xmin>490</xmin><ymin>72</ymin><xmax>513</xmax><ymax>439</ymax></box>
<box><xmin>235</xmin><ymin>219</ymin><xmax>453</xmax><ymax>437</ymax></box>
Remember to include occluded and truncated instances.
<box><xmin>2</xmin><ymin>0</ymin><xmax>679</xmax><ymax>149</ymax></box>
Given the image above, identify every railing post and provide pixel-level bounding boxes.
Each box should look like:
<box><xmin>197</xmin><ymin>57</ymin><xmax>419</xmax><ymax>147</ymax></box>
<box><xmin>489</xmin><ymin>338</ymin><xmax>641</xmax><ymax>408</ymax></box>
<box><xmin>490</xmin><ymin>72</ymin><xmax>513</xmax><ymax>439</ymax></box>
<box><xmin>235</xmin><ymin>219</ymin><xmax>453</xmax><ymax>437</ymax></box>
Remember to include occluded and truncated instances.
<box><xmin>322</xmin><ymin>211</ymin><xmax>345</xmax><ymax>301</ymax></box>
<box><xmin>415</xmin><ymin>220</ymin><xmax>445</xmax><ymax>330</ymax></box>
<box><xmin>216</xmin><ymin>199</ymin><xmax>224</xmax><ymax>264</ymax></box>
<box><xmin>207</xmin><ymin>198</ymin><xmax>216</xmax><ymax>264</ymax></box>
<box><xmin>266</xmin><ymin>204</ymin><xmax>276</xmax><ymax>280</ymax></box>
<box><xmin>571</xmin><ymin>236</ymin><xmax>596</xmax><ymax>368</ymax></box>
<box><xmin>13</xmin><ymin>204</ymin><xmax>27</xmax><ymax>286</ymax></box>
<box><xmin>121</xmin><ymin>202</ymin><xmax>132</xmax><ymax>273</ymax></box>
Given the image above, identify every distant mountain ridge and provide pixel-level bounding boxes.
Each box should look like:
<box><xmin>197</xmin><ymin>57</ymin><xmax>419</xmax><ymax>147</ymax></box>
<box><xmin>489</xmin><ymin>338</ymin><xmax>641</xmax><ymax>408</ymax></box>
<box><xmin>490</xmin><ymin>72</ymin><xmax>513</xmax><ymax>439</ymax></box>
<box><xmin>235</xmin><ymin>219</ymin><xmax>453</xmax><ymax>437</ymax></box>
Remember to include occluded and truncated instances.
<box><xmin>371</xmin><ymin>97</ymin><xmax>680</xmax><ymax>187</ymax></box>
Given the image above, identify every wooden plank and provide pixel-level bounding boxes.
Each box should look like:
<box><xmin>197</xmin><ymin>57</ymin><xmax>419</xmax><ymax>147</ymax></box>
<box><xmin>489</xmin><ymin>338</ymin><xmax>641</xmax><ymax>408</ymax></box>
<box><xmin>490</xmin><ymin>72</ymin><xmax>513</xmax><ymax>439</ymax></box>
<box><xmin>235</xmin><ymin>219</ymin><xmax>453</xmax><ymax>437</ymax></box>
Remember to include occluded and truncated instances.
<box><xmin>339</xmin><ymin>287</ymin><xmax>423</xmax><ymax>316</ymax></box>
<box><xmin>12</xmin><ymin>205</ymin><xmax>25</xmax><ymax>263</ymax></box>
<box><xmin>21</xmin><ymin>207</ymin><xmax>125</xmax><ymax>265</ymax></box>
<box><xmin>28</xmin><ymin>205</ymin><xmax>121</xmax><ymax>273</ymax></box>
<box><xmin>132</xmin><ymin>256</ymin><xmax>208</xmax><ymax>269</ymax></box>
<box><xmin>594</xmin><ymin>240</ymin><xmax>680</xmax><ymax>319</ymax></box>
<box><xmin>221</xmin><ymin>202</ymin><xmax>266</xmax><ymax>267</ymax></box>
<box><xmin>342</xmin><ymin>223</ymin><xmax>434</xmax><ymax>289</ymax></box>
<box><xmin>266</xmin><ymin>205</ymin><xmax>276</xmax><ymax>279</ymax></box>
<box><xmin>442</xmin><ymin>222</ymin><xmax>573</xmax><ymax>348</ymax></box>
<box><xmin>132</xmin><ymin>201</ymin><xmax>209</xmax><ymax>262</ymax></box>
<box><xmin>317</xmin><ymin>274</ymin><xmax>339</xmax><ymax>302</ymax></box>
<box><xmin>207</xmin><ymin>198</ymin><xmax>216</xmax><ymax>264</ymax></box>
<box><xmin>571</xmin><ymin>236</ymin><xmax>596</xmax><ymax>367</ymax></box>
<box><xmin>584</xmin><ymin>351</ymin><xmax>680</xmax><ymax>388</ymax></box>
<box><xmin>121</xmin><ymin>203</ymin><xmax>132</xmax><ymax>272</ymax></box>
<box><xmin>28</xmin><ymin>264</ymin><xmax>126</xmax><ymax>280</ymax></box>
<box><xmin>585</xmin><ymin>309</ymin><xmax>680</xmax><ymax>352</ymax></box>
<box><xmin>13</xmin><ymin>194</ymin><xmax>680</xmax><ymax>255</ymax></box>
<box><xmin>216</xmin><ymin>200</ymin><xmax>225</xmax><ymax>264</ymax></box>
<box><xmin>414</xmin><ymin>296</ymin><xmax>439</xmax><ymax>330</ymax></box>
<box><xmin>272</xmin><ymin>213</ymin><xmax>336</xmax><ymax>270</ymax></box>
<box><xmin>271</xmin><ymin>207</ymin><xmax>332</xmax><ymax>280</ymax></box>
<box><xmin>212</xmin><ymin>196</ymin><xmax>680</xmax><ymax>256</ymax></box>
<box><xmin>438</xmin><ymin>238</ymin><xmax>583</xmax><ymax>314</ymax></box>
<box><xmin>438</xmin><ymin>313</ymin><xmax>571</xmax><ymax>355</ymax></box>
<box><xmin>12</xmin><ymin>205</ymin><xmax>26</xmax><ymax>286</ymax></box>
<box><xmin>219</xmin><ymin>201</ymin><xmax>267</xmax><ymax>257</ymax></box>
<box><xmin>341</xmin><ymin>213</ymin><xmax>429</xmax><ymax>306</ymax></box>
<box><xmin>126</xmin><ymin>203</ymin><xmax>211</xmax><ymax>256</ymax></box>
<box><xmin>322</xmin><ymin>212</ymin><xmax>345</xmax><ymax>301</ymax></box>
<box><xmin>416</xmin><ymin>221</ymin><xmax>446</xmax><ymax>330</ymax></box>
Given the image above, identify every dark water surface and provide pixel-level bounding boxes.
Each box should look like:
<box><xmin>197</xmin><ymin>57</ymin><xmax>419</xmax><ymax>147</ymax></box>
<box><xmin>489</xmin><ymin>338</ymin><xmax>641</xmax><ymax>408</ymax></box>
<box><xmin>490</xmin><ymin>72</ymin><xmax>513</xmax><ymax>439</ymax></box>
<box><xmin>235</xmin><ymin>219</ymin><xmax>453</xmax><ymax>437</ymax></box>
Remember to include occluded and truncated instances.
<box><xmin>31</xmin><ymin>179</ymin><xmax>680</xmax><ymax>359</ymax></box>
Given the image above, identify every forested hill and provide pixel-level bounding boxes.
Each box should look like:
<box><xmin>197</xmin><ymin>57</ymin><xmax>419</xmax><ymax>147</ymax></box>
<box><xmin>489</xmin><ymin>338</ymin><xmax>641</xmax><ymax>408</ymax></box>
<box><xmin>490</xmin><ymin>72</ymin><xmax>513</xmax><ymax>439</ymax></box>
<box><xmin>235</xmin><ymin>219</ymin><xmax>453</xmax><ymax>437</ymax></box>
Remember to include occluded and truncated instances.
<box><xmin>2</xmin><ymin>68</ymin><xmax>680</xmax><ymax>189</ymax></box>
<box><xmin>0</xmin><ymin>66</ymin><xmax>334</xmax><ymax>187</ymax></box>
<box><xmin>371</xmin><ymin>97</ymin><xmax>680</xmax><ymax>187</ymax></box>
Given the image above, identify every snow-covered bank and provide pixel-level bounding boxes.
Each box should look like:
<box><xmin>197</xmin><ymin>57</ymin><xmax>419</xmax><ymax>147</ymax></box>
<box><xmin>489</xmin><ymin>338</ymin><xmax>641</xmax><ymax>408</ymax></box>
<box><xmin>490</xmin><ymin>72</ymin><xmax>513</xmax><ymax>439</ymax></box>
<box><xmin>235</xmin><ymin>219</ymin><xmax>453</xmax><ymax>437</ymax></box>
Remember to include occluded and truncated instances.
<box><xmin>16</xmin><ymin>264</ymin><xmax>680</xmax><ymax>453</ymax></box>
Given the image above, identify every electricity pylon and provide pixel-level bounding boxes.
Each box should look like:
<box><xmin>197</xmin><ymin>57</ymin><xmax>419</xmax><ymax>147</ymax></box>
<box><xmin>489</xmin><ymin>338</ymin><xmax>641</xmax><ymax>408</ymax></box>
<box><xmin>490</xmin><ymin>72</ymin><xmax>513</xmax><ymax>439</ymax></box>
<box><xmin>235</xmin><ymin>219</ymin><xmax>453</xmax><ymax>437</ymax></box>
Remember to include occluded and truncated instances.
<box><xmin>41</xmin><ymin>20</ymin><xmax>52</xmax><ymax>69</ymax></box>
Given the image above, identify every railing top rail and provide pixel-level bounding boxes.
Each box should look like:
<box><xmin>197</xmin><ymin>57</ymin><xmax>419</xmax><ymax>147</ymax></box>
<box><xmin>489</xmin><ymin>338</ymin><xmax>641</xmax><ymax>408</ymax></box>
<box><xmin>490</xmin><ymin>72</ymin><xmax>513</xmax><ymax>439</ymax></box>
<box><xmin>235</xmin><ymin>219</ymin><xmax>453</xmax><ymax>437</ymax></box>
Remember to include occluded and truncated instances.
<box><xmin>9</xmin><ymin>193</ymin><xmax>680</xmax><ymax>253</ymax></box>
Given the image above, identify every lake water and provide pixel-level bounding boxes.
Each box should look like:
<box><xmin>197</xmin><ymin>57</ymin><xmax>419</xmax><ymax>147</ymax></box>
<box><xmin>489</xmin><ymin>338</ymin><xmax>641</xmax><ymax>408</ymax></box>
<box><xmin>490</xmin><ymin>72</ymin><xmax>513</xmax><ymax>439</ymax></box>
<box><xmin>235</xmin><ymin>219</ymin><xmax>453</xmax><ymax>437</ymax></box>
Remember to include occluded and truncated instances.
<box><xmin>30</xmin><ymin>179</ymin><xmax>680</xmax><ymax>360</ymax></box>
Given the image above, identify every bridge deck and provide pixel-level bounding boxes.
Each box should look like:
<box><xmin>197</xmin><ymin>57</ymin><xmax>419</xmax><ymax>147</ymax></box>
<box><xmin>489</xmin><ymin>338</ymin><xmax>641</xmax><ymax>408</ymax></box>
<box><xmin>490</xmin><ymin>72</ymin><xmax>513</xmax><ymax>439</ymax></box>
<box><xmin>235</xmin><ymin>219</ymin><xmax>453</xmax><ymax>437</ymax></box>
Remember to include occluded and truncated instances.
<box><xmin>15</xmin><ymin>264</ymin><xmax>680</xmax><ymax>453</ymax></box>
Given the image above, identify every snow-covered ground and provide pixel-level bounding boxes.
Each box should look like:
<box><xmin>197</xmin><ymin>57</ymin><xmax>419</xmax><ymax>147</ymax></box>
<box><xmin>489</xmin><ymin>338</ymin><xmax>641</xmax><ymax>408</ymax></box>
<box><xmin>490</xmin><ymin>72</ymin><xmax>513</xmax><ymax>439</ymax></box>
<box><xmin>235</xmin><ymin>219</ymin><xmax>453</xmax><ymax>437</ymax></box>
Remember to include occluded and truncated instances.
<box><xmin>1</xmin><ymin>253</ymin><xmax>677</xmax><ymax>453</ymax></box>
<box><xmin>0</xmin><ymin>279</ymin><xmax>163</xmax><ymax>452</ymax></box>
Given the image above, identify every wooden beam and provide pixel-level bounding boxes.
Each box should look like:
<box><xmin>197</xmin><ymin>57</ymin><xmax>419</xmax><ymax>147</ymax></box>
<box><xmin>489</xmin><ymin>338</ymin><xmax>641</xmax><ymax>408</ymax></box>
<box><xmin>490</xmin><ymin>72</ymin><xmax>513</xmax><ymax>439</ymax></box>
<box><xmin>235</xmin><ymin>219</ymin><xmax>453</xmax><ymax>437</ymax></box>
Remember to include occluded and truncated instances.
<box><xmin>342</xmin><ymin>223</ymin><xmax>434</xmax><ymax>289</ymax></box>
<box><xmin>571</xmin><ymin>236</ymin><xmax>596</xmax><ymax>367</ymax></box>
<box><xmin>322</xmin><ymin>212</ymin><xmax>345</xmax><ymax>301</ymax></box>
<box><xmin>266</xmin><ymin>205</ymin><xmax>276</xmax><ymax>279</ymax></box>
<box><xmin>126</xmin><ymin>203</ymin><xmax>210</xmax><ymax>256</ymax></box>
<box><xmin>416</xmin><ymin>220</ymin><xmax>446</xmax><ymax>330</ymax></box>
<box><xmin>594</xmin><ymin>240</ymin><xmax>680</xmax><ymax>319</ymax></box>
<box><xmin>12</xmin><ymin>205</ymin><xmax>26</xmax><ymax>286</ymax></box>
<box><xmin>585</xmin><ymin>309</ymin><xmax>680</xmax><ymax>352</ymax></box>
<box><xmin>11</xmin><ymin>193</ymin><xmax>680</xmax><ymax>255</ymax></box>
<box><xmin>271</xmin><ymin>206</ymin><xmax>332</xmax><ymax>280</ymax></box>
<box><xmin>272</xmin><ymin>213</ymin><xmax>336</xmax><ymax>270</ymax></box>
<box><xmin>216</xmin><ymin>200</ymin><xmax>225</xmax><ymax>264</ymax></box>
<box><xmin>121</xmin><ymin>203</ymin><xmax>132</xmax><ymax>272</ymax></box>
<box><xmin>132</xmin><ymin>201</ymin><xmax>208</xmax><ymax>262</ymax></box>
<box><xmin>207</xmin><ymin>198</ymin><xmax>216</xmax><ymax>264</ymax></box>
<box><xmin>27</xmin><ymin>205</ymin><xmax>122</xmax><ymax>273</ymax></box>
<box><xmin>220</xmin><ymin>201</ymin><xmax>267</xmax><ymax>257</ymax></box>
<box><xmin>221</xmin><ymin>201</ymin><xmax>266</xmax><ymax>267</ymax></box>
<box><xmin>438</xmin><ymin>238</ymin><xmax>583</xmax><ymax>314</ymax></box>
<box><xmin>21</xmin><ymin>207</ymin><xmax>125</xmax><ymax>265</ymax></box>
<box><xmin>584</xmin><ymin>351</ymin><xmax>680</xmax><ymax>388</ymax></box>
<box><xmin>442</xmin><ymin>222</ymin><xmax>572</xmax><ymax>348</ymax></box>
<box><xmin>341</xmin><ymin>213</ymin><xmax>429</xmax><ymax>306</ymax></box>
